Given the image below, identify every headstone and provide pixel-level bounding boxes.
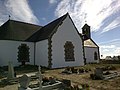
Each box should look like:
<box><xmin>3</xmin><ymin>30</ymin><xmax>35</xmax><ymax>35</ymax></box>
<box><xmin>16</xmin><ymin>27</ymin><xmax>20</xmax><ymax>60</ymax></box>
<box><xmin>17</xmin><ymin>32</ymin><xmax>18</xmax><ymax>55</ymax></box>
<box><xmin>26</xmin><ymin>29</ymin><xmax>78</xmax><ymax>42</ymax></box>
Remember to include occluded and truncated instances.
<box><xmin>62</xmin><ymin>69</ymin><xmax>71</xmax><ymax>74</ymax></box>
<box><xmin>78</xmin><ymin>68</ymin><xmax>84</xmax><ymax>73</ymax></box>
<box><xmin>7</xmin><ymin>61</ymin><xmax>15</xmax><ymax>79</ymax></box>
<box><xmin>94</xmin><ymin>68</ymin><xmax>103</xmax><ymax>79</ymax></box>
<box><xmin>38</xmin><ymin>66</ymin><xmax>42</xmax><ymax>90</ymax></box>
<box><xmin>19</xmin><ymin>74</ymin><xmax>30</xmax><ymax>90</ymax></box>
<box><xmin>49</xmin><ymin>77</ymin><xmax>56</xmax><ymax>84</ymax></box>
<box><xmin>62</xmin><ymin>79</ymin><xmax>71</xmax><ymax>87</ymax></box>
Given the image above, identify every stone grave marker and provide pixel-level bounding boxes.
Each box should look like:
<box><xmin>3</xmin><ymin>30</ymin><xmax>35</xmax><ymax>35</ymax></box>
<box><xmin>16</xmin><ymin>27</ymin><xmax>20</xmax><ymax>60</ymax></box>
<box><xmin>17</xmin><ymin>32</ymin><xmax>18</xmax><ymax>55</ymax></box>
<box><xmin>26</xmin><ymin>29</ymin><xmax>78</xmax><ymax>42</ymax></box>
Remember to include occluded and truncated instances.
<box><xmin>18</xmin><ymin>74</ymin><xmax>31</xmax><ymax>90</ymax></box>
<box><xmin>38</xmin><ymin>66</ymin><xmax>42</xmax><ymax>90</ymax></box>
<box><xmin>94</xmin><ymin>68</ymin><xmax>103</xmax><ymax>79</ymax></box>
<box><xmin>7</xmin><ymin>61</ymin><xmax>15</xmax><ymax>79</ymax></box>
<box><xmin>49</xmin><ymin>77</ymin><xmax>56</xmax><ymax>84</ymax></box>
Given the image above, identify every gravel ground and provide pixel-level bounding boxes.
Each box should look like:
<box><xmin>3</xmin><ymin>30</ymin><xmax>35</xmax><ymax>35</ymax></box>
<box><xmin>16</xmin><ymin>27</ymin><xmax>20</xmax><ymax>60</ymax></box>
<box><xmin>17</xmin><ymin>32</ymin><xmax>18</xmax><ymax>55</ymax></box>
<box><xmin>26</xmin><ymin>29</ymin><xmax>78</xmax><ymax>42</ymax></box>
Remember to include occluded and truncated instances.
<box><xmin>0</xmin><ymin>64</ymin><xmax>120</xmax><ymax>90</ymax></box>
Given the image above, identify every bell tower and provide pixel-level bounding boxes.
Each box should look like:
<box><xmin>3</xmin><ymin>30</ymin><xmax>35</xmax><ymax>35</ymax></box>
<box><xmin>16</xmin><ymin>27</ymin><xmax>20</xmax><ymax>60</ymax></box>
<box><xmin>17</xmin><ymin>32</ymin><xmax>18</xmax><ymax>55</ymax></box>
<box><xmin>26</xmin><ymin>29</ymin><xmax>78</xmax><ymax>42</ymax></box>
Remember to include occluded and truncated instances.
<box><xmin>82</xmin><ymin>24</ymin><xmax>91</xmax><ymax>40</ymax></box>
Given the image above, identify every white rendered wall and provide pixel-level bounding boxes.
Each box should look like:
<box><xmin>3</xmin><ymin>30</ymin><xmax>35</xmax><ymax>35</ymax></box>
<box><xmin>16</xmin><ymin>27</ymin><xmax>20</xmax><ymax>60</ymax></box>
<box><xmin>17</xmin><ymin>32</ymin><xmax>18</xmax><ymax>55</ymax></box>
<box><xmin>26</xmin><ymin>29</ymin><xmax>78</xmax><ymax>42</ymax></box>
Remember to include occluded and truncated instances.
<box><xmin>84</xmin><ymin>47</ymin><xmax>99</xmax><ymax>63</ymax></box>
<box><xmin>36</xmin><ymin>40</ymin><xmax>48</xmax><ymax>67</ymax></box>
<box><xmin>0</xmin><ymin>40</ymin><xmax>34</xmax><ymax>66</ymax></box>
<box><xmin>51</xmin><ymin>15</ymin><xmax>84</xmax><ymax>68</ymax></box>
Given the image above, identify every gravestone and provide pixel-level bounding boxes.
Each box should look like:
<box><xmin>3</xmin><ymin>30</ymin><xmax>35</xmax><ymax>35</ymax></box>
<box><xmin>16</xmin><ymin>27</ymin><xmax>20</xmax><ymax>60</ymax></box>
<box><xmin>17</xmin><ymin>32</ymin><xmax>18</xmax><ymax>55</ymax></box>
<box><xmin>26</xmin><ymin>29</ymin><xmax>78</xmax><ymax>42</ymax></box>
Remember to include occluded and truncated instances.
<box><xmin>62</xmin><ymin>68</ymin><xmax>71</xmax><ymax>74</ymax></box>
<box><xmin>49</xmin><ymin>77</ymin><xmax>56</xmax><ymax>84</ymax></box>
<box><xmin>62</xmin><ymin>79</ymin><xmax>71</xmax><ymax>87</ymax></box>
<box><xmin>38</xmin><ymin>66</ymin><xmax>42</xmax><ymax>90</ymax></box>
<box><xmin>7</xmin><ymin>61</ymin><xmax>15</xmax><ymax>79</ymax></box>
<box><xmin>18</xmin><ymin>74</ymin><xmax>31</xmax><ymax>90</ymax></box>
<box><xmin>94</xmin><ymin>68</ymin><xmax>103</xmax><ymax>79</ymax></box>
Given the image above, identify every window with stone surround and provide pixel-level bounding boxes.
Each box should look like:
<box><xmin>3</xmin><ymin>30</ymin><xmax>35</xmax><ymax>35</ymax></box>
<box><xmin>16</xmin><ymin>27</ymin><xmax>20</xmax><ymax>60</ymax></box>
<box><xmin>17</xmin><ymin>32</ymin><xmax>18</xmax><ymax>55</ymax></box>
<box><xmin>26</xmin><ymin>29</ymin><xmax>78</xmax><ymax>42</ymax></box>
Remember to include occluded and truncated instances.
<box><xmin>64</xmin><ymin>41</ymin><xmax>75</xmax><ymax>61</ymax></box>
<box><xmin>17</xmin><ymin>44</ymin><xmax>30</xmax><ymax>65</ymax></box>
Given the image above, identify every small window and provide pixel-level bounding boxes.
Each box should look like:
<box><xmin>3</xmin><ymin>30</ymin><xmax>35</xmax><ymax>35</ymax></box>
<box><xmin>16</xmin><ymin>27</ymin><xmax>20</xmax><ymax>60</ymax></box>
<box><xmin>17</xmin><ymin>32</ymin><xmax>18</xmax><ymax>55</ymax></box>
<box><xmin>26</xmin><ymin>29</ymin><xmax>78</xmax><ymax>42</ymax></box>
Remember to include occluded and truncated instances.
<box><xmin>94</xmin><ymin>52</ymin><xmax>98</xmax><ymax>60</ymax></box>
<box><xmin>64</xmin><ymin>41</ymin><xmax>75</xmax><ymax>61</ymax></box>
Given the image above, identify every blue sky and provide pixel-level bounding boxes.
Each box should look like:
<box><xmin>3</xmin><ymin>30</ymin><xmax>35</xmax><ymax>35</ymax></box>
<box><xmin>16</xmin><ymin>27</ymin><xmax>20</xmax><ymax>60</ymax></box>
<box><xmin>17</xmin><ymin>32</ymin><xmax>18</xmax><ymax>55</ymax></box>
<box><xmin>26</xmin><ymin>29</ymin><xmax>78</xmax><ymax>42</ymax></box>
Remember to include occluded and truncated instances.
<box><xmin>0</xmin><ymin>0</ymin><xmax>120</xmax><ymax>58</ymax></box>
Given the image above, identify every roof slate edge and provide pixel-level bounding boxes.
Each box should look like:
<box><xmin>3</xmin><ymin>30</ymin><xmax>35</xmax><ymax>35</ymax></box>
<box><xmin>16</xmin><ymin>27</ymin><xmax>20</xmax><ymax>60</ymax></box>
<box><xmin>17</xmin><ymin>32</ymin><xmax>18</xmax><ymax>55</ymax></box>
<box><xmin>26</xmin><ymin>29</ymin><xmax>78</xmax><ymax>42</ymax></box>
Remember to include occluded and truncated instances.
<box><xmin>47</xmin><ymin>13</ymin><xmax>68</xmax><ymax>38</ymax></box>
<box><xmin>9</xmin><ymin>19</ymin><xmax>42</xmax><ymax>27</ymax></box>
<box><xmin>26</xmin><ymin>13</ymin><xmax>68</xmax><ymax>42</ymax></box>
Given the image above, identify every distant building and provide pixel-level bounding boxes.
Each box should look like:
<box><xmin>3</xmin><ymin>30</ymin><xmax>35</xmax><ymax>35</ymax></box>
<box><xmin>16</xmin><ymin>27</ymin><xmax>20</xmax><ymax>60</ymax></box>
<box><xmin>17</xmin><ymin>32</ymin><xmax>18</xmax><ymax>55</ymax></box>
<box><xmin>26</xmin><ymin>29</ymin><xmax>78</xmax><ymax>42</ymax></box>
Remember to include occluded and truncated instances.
<box><xmin>105</xmin><ymin>56</ymin><xmax>112</xmax><ymax>60</ymax></box>
<box><xmin>113</xmin><ymin>56</ymin><xmax>120</xmax><ymax>60</ymax></box>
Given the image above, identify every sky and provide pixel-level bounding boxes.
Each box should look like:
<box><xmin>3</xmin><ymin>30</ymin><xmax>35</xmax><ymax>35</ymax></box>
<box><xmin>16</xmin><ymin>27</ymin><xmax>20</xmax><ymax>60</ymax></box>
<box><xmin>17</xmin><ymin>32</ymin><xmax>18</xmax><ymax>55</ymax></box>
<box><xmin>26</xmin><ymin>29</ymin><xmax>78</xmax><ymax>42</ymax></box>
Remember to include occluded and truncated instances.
<box><xmin>0</xmin><ymin>0</ymin><xmax>120</xmax><ymax>58</ymax></box>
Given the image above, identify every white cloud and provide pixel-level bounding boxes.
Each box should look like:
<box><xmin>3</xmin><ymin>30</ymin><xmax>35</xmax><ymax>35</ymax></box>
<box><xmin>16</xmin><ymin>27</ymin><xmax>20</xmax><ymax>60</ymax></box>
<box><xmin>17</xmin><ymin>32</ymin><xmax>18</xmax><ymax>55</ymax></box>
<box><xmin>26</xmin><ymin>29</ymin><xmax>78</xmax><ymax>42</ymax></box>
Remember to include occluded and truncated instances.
<box><xmin>102</xmin><ymin>49</ymin><xmax>109</xmax><ymax>52</ymax></box>
<box><xmin>55</xmin><ymin>0</ymin><xmax>120</xmax><ymax>32</ymax></box>
<box><xmin>101</xmin><ymin>17</ymin><xmax>120</xmax><ymax>33</ymax></box>
<box><xmin>100</xmin><ymin>45</ymin><xmax>115</xmax><ymax>49</ymax></box>
<box><xmin>98</xmin><ymin>39</ymin><xmax>120</xmax><ymax>45</ymax></box>
<box><xmin>99</xmin><ymin>40</ymin><xmax>120</xmax><ymax>57</ymax></box>
<box><xmin>0</xmin><ymin>0</ymin><xmax>39</xmax><ymax>25</ymax></box>
<box><xmin>49</xmin><ymin>0</ymin><xmax>57</xmax><ymax>4</ymax></box>
<box><xmin>101</xmin><ymin>47</ymin><xmax>120</xmax><ymax>57</ymax></box>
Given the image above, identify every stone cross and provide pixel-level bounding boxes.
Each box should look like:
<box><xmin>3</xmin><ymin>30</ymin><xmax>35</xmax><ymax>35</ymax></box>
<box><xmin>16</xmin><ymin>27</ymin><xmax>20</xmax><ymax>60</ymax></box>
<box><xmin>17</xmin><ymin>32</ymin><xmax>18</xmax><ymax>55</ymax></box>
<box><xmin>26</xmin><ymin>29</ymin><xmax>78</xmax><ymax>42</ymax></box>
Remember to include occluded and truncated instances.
<box><xmin>19</xmin><ymin>74</ymin><xmax>31</xmax><ymax>90</ymax></box>
<box><xmin>7</xmin><ymin>61</ymin><xmax>15</xmax><ymax>79</ymax></box>
<box><xmin>38</xmin><ymin>66</ymin><xmax>42</xmax><ymax>90</ymax></box>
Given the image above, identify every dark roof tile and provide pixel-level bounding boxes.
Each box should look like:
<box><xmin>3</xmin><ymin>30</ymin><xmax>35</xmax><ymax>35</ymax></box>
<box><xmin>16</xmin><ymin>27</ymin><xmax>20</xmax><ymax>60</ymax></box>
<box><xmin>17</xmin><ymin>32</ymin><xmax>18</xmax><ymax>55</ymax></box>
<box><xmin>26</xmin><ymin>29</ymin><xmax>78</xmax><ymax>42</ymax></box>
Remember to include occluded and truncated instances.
<box><xmin>26</xmin><ymin>13</ymin><xmax>68</xmax><ymax>42</ymax></box>
<box><xmin>0</xmin><ymin>20</ymin><xmax>42</xmax><ymax>41</ymax></box>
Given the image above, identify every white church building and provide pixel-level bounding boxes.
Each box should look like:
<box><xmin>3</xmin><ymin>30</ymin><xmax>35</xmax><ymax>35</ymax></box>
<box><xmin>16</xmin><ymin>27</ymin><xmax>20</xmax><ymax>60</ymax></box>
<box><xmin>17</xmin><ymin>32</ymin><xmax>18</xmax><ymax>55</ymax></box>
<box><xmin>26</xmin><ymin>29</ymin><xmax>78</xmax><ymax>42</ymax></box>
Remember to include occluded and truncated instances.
<box><xmin>0</xmin><ymin>13</ymin><xmax>100</xmax><ymax>68</ymax></box>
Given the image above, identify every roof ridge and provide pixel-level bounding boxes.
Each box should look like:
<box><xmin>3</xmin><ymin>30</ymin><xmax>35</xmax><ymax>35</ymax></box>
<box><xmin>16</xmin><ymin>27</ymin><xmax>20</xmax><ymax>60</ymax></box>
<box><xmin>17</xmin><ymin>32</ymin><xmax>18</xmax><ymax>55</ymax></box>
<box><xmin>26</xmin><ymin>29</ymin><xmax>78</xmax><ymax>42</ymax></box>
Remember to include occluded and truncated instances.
<box><xmin>8</xmin><ymin>19</ymin><xmax>42</xmax><ymax>27</ymax></box>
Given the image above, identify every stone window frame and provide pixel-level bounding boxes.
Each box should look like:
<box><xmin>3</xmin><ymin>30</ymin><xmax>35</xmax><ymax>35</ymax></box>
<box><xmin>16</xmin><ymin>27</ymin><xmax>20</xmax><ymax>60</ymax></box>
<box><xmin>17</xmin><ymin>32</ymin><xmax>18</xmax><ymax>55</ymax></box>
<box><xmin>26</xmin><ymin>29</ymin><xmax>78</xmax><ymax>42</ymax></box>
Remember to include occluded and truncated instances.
<box><xmin>64</xmin><ymin>41</ymin><xmax>75</xmax><ymax>61</ymax></box>
<box><xmin>17</xmin><ymin>43</ymin><xmax>30</xmax><ymax>65</ymax></box>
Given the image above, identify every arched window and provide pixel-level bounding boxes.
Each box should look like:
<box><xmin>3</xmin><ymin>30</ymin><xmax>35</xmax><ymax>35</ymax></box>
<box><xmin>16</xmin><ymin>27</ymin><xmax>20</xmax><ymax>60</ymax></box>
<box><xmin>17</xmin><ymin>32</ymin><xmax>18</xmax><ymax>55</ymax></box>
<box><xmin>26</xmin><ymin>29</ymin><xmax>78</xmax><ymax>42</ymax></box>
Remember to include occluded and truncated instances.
<box><xmin>94</xmin><ymin>52</ymin><xmax>98</xmax><ymax>60</ymax></box>
<box><xmin>64</xmin><ymin>41</ymin><xmax>75</xmax><ymax>61</ymax></box>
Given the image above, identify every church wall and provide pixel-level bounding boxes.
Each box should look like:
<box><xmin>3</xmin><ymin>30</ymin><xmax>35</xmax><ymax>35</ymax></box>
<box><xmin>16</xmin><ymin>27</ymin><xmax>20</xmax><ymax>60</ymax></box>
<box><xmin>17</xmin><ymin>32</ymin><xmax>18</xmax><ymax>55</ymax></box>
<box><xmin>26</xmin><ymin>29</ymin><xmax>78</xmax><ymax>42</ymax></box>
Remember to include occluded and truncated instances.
<box><xmin>84</xmin><ymin>47</ymin><xmax>99</xmax><ymax>63</ymax></box>
<box><xmin>51</xmin><ymin>15</ymin><xmax>84</xmax><ymax>68</ymax></box>
<box><xmin>0</xmin><ymin>40</ymin><xmax>34</xmax><ymax>66</ymax></box>
<box><xmin>36</xmin><ymin>40</ymin><xmax>48</xmax><ymax>67</ymax></box>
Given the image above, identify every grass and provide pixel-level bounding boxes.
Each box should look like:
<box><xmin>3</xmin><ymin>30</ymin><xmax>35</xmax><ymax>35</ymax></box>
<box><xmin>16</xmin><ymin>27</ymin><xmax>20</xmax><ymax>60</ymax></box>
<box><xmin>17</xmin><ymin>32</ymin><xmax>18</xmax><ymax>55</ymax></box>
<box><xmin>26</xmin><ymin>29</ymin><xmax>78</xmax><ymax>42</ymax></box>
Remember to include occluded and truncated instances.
<box><xmin>43</xmin><ymin>64</ymin><xmax>120</xmax><ymax>90</ymax></box>
<box><xmin>0</xmin><ymin>63</ymin><xmax>120</xmax><ymax>90</ymax></box>
<box><xmin>14</xmin><ymin>64</ymin><xmax>38</xmax><ymax>75</ymax></box>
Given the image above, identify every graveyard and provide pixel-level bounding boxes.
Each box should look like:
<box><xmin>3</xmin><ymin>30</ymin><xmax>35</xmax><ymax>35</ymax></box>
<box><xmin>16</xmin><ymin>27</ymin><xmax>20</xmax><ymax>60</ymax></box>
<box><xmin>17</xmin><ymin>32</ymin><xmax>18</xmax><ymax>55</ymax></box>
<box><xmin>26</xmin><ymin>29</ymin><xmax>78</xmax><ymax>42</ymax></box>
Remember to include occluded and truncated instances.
<box><xmin>0</xmin><ymin>64</ymin><xmax>120</xmax><ymax>90</ymax></box>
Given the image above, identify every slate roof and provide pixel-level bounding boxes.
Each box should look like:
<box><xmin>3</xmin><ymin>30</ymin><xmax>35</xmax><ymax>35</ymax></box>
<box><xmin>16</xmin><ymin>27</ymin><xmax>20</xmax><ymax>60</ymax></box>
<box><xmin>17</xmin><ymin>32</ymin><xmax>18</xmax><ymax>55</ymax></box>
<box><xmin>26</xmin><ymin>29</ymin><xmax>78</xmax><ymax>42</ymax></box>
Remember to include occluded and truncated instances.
<box><xmin>0</xmin><ymin>20</ymin><xmax>42</xmax><ymax>41</ymax></box>
<box><xmin>84</xmin><ymin>39</ymin><xmax>99</xmax><ymax>48</ymax></box>
<box><xmin>0</xmin><ymin>13</ymin><xmax>82</xmax><ymax>42</ymax></box>
<box><xmin>26</xmin><ymin>13</ymin><xmax>68</xmax><ymax>42</ymax></box>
